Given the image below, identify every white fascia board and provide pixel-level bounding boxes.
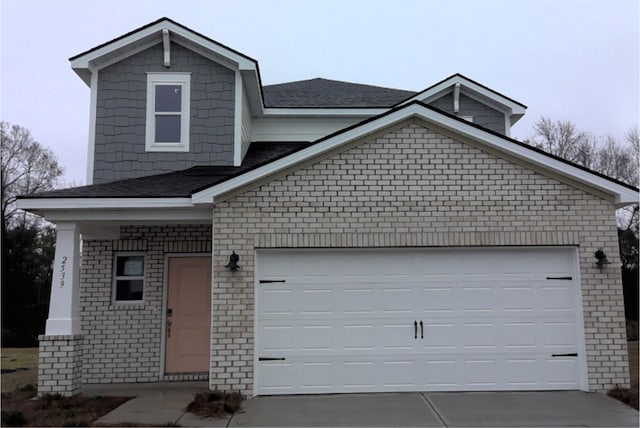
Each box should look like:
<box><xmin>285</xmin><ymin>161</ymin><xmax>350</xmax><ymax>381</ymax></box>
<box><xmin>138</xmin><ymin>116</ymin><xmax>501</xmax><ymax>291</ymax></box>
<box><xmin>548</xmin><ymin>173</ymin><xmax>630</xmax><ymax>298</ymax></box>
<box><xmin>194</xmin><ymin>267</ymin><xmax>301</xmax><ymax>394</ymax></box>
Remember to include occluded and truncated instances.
<box><xmin>192</xmin><ymin>103</ymin><xmax>638</xmax><ymax>206</ymax></box>
<box><xmin>17</xmin><ymin>197</ymin><xmax>194</xmax><ymax>211</ymax></box>
<box><xmin>234</xmin><ymin>71</ymin><xmax>243</xmax><ymax>166</ymax></box>
<box><xmin>399</xmin><ymin>75</ymin><xmax>526</xmax><ymax>118</ymax></box>
<box><xmin>71</xmin><ymin>20</ymin><xmax>257</xmax><ymax>78</ymax></box>
<box><xmin>261</xmin><ymin>108</ymin><xmax>386</xmax><ymax>118</ymax></box>
<box><xmin>426</xmin><ymin>112</ymin><xmax>637</xmax><ymax>206</ymax></box>
<box><xmin>40</xmin><ymin>208</ymin><xmax>212</xmax><ymax>223</ymax></box>
<box><xmin>241</xmin><ymin>69</ymin><xmax>264</xmax><ymax>115</ymax></box>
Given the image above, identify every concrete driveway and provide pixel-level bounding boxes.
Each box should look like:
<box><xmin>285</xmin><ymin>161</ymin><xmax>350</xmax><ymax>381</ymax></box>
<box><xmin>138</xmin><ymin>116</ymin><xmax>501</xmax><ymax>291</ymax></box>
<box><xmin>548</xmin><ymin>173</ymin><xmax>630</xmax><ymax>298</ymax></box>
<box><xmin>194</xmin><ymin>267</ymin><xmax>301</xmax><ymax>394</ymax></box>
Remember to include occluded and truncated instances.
<box><xmin>91</xmin><ymin>383</ymin><xmax>638</xmax><ymax>427</ymax></box>
<box><xmin>229</xmin><ymin>391</ymin><xmax>638</xmax><ymax>427</ymax></box>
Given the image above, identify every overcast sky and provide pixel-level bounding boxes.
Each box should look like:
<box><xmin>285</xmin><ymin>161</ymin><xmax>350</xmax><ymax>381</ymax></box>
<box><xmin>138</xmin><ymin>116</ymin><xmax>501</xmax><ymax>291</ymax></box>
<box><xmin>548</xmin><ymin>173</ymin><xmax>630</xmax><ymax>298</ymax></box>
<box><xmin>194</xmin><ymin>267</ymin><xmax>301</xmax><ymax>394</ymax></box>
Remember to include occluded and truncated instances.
<box><xmin>1</xmin><ymin>0</ymin><xmax>638</xmax><ymax>185</ymax></box>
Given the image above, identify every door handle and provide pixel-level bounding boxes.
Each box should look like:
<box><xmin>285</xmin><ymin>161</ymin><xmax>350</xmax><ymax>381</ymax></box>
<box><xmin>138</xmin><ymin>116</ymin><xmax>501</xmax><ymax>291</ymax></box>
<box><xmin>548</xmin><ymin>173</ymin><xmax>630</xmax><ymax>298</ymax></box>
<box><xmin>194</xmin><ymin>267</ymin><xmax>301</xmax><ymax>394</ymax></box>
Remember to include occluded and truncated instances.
<box><xmin>414</xmin><ymin>320</ymin><xmax>417</xmax><ymax>339</ymax></box>
<box><xmin>167</xmin><ymin>319</ymin><xmax>172</xmax><ymax>337</ymax></box>
<box><xmin>420</xmin><ymin>321</ymin><xmax>424</xmax><ymax>339</ymax></box>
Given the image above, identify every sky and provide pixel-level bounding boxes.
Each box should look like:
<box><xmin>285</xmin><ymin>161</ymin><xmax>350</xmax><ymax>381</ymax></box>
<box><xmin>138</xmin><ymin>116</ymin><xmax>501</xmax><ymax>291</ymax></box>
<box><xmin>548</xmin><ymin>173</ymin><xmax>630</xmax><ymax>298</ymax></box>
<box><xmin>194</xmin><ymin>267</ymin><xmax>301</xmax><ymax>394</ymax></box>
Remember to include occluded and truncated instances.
<box><xmin>1</xmin><ymin>0</ymin><xmax>638</xmax><ymax>186</ymax></box>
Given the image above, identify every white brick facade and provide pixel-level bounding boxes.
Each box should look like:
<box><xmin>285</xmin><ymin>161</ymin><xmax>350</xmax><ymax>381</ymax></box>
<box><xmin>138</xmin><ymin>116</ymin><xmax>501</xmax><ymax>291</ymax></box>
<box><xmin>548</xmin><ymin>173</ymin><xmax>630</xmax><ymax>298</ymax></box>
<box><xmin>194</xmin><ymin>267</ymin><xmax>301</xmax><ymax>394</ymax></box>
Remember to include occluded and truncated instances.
<box><xmin>211</xmin><ymin>121</ymin><xmax>628</xmax><ymax>393</ymax></box>
<box><xmin>39</xmin><ymin>121</ymin><xmax>629</xmax><ymax>395</ymax></box>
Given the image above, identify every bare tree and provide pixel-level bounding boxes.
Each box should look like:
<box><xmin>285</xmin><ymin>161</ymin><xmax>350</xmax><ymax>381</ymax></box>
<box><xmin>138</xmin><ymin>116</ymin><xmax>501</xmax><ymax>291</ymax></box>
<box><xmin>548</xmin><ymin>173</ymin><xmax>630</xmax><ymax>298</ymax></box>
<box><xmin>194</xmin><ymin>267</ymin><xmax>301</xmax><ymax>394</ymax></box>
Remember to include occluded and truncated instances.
<box><xmin>530</xmin><ymin>117</ymin><xmax>597</xmax><ymax>164</ymax></box>
<box><xmin>1</xmin><ymin>121</ymin><xmax>63</xmax><ymax>232</ymax></box>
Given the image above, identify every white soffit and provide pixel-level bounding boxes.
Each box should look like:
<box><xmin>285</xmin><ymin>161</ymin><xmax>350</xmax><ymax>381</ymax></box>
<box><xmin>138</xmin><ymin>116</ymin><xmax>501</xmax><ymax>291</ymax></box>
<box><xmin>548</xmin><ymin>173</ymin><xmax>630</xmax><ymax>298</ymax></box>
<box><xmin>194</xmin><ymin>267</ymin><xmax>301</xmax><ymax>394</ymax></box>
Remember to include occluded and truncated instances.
<box><xmin>192</xmin><ymin>103</ymin><xmax>638</xmax><ymax>206</ymax></box>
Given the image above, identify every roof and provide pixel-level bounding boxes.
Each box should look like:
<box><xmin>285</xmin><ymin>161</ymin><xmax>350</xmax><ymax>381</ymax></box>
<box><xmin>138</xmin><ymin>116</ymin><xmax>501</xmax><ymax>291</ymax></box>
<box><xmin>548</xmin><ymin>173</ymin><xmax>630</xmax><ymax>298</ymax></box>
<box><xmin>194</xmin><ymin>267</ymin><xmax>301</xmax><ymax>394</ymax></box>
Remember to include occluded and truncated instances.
<box><xmin>263</xmin><ymin>78</ymin><xmax>416</xmax><ymax>108</ymax></box>
<box><xmin>17</xmin><ymin>100</ymin><xmax>638</xmax><ymax>218</ymax></box>
<box><xmin>22</xmin><ymin>142</ymin><xmax>312</xmax><ymax>199</ymax></box>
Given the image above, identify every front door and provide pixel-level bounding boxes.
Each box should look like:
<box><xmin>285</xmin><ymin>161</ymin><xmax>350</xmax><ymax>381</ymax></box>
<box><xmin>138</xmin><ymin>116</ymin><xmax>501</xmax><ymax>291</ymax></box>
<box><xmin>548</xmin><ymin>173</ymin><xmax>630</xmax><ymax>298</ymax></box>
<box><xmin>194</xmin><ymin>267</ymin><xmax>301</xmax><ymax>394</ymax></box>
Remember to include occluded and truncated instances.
<box><xmin>165</xmin><ymin>256</ymin><xmax>211</xmax><ymax>373</ymax></box>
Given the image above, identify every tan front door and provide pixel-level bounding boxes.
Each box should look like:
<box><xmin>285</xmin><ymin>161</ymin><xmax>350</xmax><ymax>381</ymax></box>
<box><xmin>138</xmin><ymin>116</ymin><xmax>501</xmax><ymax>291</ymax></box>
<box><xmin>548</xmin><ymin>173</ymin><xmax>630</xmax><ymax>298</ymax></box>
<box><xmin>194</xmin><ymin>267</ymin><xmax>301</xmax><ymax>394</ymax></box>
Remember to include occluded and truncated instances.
<box><xmin>165</xmin><ymin>256</ymin><xmax>211</xmax><ymax>373</ymax></box>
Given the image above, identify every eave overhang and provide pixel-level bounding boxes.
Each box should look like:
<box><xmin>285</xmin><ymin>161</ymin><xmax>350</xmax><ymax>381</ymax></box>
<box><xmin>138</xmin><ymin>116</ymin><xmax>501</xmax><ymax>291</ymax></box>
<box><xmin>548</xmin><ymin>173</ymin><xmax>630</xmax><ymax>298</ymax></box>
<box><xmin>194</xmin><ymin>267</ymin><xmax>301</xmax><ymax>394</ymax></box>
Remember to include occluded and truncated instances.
<box><xmin>192</xmin><ymin>102</ymin><xmax>637</xmax><ymax>207</ymax></box>
<box><xmin>397</xmin><ymin>74</ymin><xmax>527</xmax><ymax>125</ymax></box>
<box><xmin>17</xmin><ymin>102</ymin><xmax>637</xmax><ymax>222</ymax></box>
<box><xmin>70</xmin><ymin>17</ymin><xmax>265</xmax><ymax>112</ymax></box>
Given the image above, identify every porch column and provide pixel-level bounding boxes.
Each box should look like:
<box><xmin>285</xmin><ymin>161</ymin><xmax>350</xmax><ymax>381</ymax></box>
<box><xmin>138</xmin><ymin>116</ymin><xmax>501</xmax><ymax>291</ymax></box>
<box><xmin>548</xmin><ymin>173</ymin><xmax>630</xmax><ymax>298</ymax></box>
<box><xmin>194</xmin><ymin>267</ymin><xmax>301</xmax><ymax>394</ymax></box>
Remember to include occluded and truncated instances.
<box><xmin>38</xmin><ymin>222</ymin><xmax>83</xmax><ymax>396</ymax></box>
<box><xmin>45</xmin><ymin>222</ymin><xmax>81</xmax><ymax>335</ymax></box>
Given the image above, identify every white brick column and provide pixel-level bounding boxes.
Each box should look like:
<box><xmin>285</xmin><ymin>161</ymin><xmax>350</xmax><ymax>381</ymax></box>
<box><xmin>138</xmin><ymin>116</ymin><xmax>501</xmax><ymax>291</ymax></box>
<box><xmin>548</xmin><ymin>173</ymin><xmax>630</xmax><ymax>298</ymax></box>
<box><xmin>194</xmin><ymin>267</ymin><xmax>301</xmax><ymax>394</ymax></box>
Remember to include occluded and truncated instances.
<box><xmin>45</xmin><ymin>222</ymin><xmax>81</xmax><ymax>335</ymax></box>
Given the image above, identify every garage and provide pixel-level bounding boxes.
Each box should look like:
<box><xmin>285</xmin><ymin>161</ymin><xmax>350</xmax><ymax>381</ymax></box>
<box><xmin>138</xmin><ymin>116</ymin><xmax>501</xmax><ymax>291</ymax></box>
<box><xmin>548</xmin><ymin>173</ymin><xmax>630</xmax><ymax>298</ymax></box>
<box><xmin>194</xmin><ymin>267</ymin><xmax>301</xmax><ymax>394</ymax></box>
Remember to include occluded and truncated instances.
<box><xmin>255</xmin><ymin>247</ymin><xmax>587</xmax><ymax>395</ymax></box>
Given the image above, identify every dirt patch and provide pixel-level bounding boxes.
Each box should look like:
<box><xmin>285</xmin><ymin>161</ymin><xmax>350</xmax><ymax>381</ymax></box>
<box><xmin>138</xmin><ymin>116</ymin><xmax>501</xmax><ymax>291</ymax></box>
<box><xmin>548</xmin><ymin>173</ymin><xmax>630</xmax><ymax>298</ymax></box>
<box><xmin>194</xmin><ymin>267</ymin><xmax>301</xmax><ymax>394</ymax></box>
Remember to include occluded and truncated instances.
<box><xmin>1</xmin><ymin>389</ymin><xmax>130</xmax><ymax>427</ymax></box>
<box><xmin>1</xmin><ymin>348</ymin><xmax>38</xmax><ymax>393</ymax></box>
<box><xmin>185</xmin><ymin>391</ymin><xmax>243</xmax><ymax>418</ymax></box>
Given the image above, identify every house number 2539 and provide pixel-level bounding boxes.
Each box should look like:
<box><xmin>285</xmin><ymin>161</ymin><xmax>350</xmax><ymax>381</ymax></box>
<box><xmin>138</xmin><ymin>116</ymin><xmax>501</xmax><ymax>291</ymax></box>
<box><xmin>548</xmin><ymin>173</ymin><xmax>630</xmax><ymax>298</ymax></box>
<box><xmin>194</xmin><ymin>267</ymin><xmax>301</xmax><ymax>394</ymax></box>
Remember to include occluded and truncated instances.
<box><xmin>60</xmin><ymin>256</ymin><xmax>68</xmax><ymax>288</ymax></box>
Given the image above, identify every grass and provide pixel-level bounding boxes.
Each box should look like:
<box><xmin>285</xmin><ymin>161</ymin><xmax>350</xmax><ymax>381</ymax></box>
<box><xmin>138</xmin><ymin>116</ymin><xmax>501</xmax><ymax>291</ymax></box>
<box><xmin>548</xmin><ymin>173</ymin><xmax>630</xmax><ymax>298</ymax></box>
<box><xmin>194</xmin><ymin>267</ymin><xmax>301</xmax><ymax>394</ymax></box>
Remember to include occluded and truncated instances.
<box><xmin>1</xmin><ymin>348</ymin><xmax>38</xmax><ymax>393</ymax></box>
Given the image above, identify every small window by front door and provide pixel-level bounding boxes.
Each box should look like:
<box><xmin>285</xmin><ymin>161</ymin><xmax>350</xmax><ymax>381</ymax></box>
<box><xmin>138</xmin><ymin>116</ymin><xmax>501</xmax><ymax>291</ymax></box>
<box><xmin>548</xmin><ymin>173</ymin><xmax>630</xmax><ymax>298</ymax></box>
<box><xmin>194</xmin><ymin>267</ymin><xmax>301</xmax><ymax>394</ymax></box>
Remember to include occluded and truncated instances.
<box><xmin>145</xmin><ymin>73</ymin><xmax>191</xmax><ymax>152</ymax></box>
<box><xmin>113</xmin><ymin>254</ymin><xmax>145</xmax><ymax>302</ymax></box>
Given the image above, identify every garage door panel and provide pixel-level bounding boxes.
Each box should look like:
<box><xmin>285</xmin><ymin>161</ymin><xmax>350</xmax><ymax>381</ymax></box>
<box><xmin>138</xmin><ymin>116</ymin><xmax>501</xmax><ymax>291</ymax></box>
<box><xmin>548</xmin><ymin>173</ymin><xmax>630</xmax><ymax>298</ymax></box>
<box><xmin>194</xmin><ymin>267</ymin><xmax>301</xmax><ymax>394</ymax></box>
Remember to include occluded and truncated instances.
<box><xmin>342</xmin><ymin>288</ymin><xmax>374</xmax><ymax>314</ymax></box>
<box><xmin>301</xmin><ymin>288</ymin><xmax>334</xmax><ymax>315</ymax></box>
<box><xmin>423</xmin><ymin>322</ymin><xmax>457</xmax><ymax>349</ymax></box>
<box><xmin>261</xmin><ymin>289</ymin><xmax>293</xmax><ymax>316</ymax></box>
<box><xmin>260</xmin><ymin>325</ymin><xmax>294</xmax><ymax>352</ymax></box>
<box><xmin>422</xmin><ymin>286</ymin><xmax>457</xmax><ymax>313</ymax></box>
<box><xmin>256</xmin><ymin>248</ymin><xmax>584</xmax><ymax>395</ymax></box>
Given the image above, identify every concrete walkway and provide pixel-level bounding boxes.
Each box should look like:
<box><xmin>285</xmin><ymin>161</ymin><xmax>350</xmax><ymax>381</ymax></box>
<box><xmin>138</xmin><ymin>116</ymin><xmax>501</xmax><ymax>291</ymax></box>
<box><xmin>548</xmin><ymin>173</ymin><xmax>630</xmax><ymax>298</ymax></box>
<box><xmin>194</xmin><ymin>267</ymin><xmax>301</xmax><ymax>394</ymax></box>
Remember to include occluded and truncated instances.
<box><xmin>87</xmin><ymin>384</ymin><xmax>639</xmax><ymax>427</ymax></box>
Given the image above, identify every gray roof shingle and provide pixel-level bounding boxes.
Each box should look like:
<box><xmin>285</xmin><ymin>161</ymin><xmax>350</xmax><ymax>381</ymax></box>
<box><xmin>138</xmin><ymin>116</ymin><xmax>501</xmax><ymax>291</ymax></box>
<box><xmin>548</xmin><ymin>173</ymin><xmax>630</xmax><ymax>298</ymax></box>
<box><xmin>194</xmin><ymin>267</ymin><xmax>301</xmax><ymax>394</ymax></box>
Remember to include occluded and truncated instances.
<box><xmin>262</xmin><ymin>78</ymin><xmax>416</xmax><ymax>108</ymax></box>
<box><xmin>22</xmin><ymin>142</ymin><xmax>313</xmax><ymax>199</ymax></box>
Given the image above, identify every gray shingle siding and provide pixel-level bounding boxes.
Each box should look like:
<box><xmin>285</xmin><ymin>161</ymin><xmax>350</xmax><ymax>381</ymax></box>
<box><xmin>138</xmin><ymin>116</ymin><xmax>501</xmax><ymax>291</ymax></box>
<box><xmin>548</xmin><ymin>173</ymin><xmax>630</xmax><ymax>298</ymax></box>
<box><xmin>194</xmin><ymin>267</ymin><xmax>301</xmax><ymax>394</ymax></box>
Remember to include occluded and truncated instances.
<box><xmin>428</xmin><ymin>93</ymin><xmax>505</xmax><ymax>134</ymax></box>
<box><xmin>94</xmin><ymin>42</ymin><xmax>236</xmax><ymax>184</ymax></box>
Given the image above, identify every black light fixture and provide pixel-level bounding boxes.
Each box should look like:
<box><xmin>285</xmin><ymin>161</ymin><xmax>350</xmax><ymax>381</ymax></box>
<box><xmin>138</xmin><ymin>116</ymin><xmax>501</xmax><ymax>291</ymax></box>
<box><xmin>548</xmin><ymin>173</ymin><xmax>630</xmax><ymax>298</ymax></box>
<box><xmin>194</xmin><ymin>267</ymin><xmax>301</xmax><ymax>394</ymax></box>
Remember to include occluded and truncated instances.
<box><xmin>595</xmin><ymin>248</ymin><xmax>611</xmax><ymax>268</ymax></box>
<box><xmin>225</xmin><ymin>251</ymin><xmax>240</xmax><ymax>271</ymax></box>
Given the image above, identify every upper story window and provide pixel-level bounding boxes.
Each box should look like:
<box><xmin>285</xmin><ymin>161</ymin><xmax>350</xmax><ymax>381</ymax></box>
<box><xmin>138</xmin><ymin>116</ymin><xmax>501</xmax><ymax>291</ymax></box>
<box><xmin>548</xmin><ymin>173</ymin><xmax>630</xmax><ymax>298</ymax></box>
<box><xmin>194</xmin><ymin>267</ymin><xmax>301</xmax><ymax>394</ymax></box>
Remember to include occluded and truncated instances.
<box><xmin>145</xmin><ymin>73</ymin><xmax>191</xmax><ymax>152</ymax></box>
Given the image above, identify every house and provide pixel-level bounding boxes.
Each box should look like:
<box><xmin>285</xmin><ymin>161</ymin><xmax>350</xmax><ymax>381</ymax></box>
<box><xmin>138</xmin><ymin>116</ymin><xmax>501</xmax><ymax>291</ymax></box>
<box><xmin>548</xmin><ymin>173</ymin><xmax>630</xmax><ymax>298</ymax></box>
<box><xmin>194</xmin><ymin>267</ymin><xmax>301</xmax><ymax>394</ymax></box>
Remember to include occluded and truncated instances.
<box><xmin>17</xmin><ymin>18</ymin><xmax>638</xmax><ymax>397</ymax></box>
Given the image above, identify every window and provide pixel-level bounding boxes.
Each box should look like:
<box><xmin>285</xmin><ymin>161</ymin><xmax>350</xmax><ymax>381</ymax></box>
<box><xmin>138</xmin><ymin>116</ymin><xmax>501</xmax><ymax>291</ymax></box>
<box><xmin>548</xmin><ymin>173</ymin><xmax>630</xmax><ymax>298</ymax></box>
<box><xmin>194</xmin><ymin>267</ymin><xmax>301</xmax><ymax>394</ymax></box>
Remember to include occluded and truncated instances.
<box><xmin>113</xmin><ymin>254</ymin><xmax>145</xmax><ymax>302</ymax></box>
<box><xmin>146</xmin><ymin>73</ymin><xmax>191</xmax><ymax>152</ymax></box>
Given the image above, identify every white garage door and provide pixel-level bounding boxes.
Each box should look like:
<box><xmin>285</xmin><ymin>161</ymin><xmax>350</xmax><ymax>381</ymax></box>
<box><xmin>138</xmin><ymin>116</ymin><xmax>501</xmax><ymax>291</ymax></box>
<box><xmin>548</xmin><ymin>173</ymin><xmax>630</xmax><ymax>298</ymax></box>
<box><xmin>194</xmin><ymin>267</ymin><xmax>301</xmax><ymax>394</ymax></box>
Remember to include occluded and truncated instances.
<box><xmin>255</xmin><ymin>247</ymin><xmax>586</xmax><ymax>395</ymax></box>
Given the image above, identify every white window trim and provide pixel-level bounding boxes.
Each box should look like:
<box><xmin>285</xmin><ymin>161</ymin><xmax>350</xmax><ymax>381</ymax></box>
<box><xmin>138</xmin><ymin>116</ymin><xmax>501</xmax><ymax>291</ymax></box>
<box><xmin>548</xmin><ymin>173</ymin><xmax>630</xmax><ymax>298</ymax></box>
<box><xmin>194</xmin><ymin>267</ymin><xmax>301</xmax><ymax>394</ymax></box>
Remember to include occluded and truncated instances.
<box><xmin>113</xmin><ymin>252</ymin><xmax>146</xmax><ymax>304</ymax></box>
<box><xmin>145</xmin><ymin>72</ymin><xmax>191</xmax><ymax>152</ymax></box>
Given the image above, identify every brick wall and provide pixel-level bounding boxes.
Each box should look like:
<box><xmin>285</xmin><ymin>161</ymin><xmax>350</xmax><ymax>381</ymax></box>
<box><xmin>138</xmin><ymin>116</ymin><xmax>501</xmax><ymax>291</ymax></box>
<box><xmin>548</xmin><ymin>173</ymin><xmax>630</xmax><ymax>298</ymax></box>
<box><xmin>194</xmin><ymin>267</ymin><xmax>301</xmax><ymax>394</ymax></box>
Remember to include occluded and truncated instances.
<box><xmin>211</xmin><ymin>120</ymin><xmax>628</xmax><ymax>394</ymax></box>
<box><xmin>79</xmin><ymin>225</ymin><xmax>211</xmax><ymax>384</ymax></box>
<box><xmin>94</xmin><ymin>42</ymin><xmax>236</xmax><ymax>183</ymax></box>
<box><xmin>38</xmin><ymin>335</ymin><xmax>83</xmax><ymax>396</ymax></box>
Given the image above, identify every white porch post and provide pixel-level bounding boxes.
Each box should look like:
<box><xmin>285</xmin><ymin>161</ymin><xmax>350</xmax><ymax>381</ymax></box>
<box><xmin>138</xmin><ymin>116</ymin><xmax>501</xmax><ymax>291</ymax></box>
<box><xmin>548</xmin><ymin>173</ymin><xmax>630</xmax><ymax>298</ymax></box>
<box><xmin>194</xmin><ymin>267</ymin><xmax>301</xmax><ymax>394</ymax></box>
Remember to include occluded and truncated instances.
<box><xmin>45</xmin><ymin>222</ymin><xmax>81</xmax><ymax>335</ymax></box>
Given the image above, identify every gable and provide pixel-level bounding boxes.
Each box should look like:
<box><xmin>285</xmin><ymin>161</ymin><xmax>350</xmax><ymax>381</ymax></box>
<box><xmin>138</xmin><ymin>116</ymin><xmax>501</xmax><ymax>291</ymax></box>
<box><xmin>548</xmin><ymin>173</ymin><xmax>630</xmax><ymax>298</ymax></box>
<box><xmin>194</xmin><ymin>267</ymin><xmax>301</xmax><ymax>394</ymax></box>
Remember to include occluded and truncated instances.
<box><xmin>94</xmin><ymin>42</ymin><xmax>236</xmax><ymax>183</ymax></box>
<box><xmin>428</xmin><ymin>93</ymin><xmax>506</xmax><ymax>134</ymax></box>
<box><xmin>194</xmin><ymin>102</ymin><xmax>637</xmax><ymax>207</ymax></box>
<box><xmin>216</xmin><ymin>121</ymin><xmax>615</xmax><ymax>235</ymax></box>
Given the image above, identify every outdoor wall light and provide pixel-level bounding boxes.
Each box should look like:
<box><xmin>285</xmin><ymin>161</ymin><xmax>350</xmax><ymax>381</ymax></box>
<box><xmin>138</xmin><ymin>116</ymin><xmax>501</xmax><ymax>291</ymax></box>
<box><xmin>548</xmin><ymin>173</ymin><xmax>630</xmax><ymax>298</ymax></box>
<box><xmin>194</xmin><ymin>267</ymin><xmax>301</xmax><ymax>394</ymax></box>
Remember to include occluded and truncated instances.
<box><xmin>594</xmin><ymin>248</ymin><xmax>611</xmax><ymax>268</ymax></box>
<box><xmin>225</xmin><ymin>251</ymin><xmax>240</xmax><ymax>271</ymax></box>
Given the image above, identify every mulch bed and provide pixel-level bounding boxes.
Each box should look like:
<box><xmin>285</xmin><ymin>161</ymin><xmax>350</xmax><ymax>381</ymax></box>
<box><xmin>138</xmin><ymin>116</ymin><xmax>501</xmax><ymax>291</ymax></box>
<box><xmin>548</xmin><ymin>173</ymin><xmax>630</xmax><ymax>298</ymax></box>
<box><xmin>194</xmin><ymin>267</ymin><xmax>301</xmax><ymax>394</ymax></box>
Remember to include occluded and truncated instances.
<box><xmin>185</xmin><ymin>391</ymin><xmax>243</xmax><ymax>418</ymax></box>
<box><xmin>1</xmin><ymin>388</ymin><xmax>130</xmax><ymax>427</ymax></box>
<box><xmin>608</xmin><ymin>385</ymin><xmax>639</xmax><ymax>410</ymax></box>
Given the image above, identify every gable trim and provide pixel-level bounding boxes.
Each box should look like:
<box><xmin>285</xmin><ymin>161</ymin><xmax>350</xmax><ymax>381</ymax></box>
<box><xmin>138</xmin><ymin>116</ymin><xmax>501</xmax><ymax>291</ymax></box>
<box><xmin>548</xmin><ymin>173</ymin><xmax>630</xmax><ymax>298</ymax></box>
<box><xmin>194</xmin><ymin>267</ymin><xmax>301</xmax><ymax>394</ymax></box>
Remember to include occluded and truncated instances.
<box><xmin>191</xmin><ymin>101</ymin><xmax>637</xmax><ymax>207</ymax></box>
<box><xmin>396</xmin><ymin>74</ymin><xmax>527</xmax><ymax>125</ymax></box>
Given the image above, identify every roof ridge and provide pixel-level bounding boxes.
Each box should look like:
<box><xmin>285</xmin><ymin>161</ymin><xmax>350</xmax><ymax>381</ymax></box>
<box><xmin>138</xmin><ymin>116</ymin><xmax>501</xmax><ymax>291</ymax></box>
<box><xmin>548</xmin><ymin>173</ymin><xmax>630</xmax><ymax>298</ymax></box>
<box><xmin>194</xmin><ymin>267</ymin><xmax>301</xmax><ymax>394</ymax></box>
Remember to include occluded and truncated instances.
<box><xmin>263</xmin><ymin>77</ymin><xmax>416</xmax><ymax>93</ymax></box>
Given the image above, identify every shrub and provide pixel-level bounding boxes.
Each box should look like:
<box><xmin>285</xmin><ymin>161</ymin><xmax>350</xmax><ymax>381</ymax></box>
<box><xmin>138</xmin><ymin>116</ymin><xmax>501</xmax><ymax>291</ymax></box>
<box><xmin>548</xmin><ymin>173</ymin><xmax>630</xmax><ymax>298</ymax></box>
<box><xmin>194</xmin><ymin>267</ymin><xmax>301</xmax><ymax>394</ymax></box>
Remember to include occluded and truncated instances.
<box><xmin>1</xmin><ymin>410</ymin><xmax>27</xmax><ymax>426</ymax></box>
<box><xmin>186</xmin><ymin>391</ymin><xmax>244</xmax><ymax>418</ymax></box>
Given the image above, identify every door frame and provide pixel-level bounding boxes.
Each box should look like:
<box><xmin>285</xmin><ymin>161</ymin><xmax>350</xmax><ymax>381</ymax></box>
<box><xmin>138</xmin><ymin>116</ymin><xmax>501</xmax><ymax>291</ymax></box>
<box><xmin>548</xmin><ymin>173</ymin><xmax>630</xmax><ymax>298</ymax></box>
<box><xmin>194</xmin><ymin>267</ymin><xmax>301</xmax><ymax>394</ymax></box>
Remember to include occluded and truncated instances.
<box><xmin>160</xmin><ymin>253</ymin><xmax>212</xmax><ymax>377</ymax></box>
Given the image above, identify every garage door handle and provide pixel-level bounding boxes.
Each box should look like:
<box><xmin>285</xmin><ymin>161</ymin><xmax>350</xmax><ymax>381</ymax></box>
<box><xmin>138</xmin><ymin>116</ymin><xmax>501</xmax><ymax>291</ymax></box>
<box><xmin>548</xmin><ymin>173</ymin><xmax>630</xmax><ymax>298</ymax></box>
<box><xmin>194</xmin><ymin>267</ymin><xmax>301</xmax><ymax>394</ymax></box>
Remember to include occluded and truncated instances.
<box><xmin>414</xmin><ymin>321</ymin><xmax>417</xmax><ymax>339</ymax></box>
<box><xmin>420</xmin><ymin>321</ymin><xmax>424</xmax><ymax>339</ymax></box>
<box><xmin>551</xmin><ymin>353</ymin><xmax>578</xmax><ymax>357</ymax></box>
<box><xmin>258</xmin><ymin>357</ymin><xmax>286</xmax><ymax>361</ymax></box>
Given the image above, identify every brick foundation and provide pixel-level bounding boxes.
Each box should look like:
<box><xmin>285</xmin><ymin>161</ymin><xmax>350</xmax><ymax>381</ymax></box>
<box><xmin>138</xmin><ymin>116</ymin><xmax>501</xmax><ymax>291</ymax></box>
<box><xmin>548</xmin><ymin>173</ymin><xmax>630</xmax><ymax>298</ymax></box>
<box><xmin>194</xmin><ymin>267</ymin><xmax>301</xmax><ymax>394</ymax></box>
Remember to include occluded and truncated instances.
<box><xmin>38</xmin><ymin>335</ymin><xmax>83</xmax><ymax>396</ymax></box>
